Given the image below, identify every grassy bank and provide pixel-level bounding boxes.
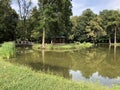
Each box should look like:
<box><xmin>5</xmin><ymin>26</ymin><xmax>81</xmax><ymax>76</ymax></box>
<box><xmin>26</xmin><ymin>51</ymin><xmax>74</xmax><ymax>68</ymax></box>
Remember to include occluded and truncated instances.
<box><xmin>0</xmin><ymin>60</ymin><xmax>120</xmax><ymax>90</ymax></box>
<box><xmin>111</xmin><ymin>43</ymin><xmax>120</xmax><ymax>46</ymax></box>
<box><xmin>32</xmin><ymin>42</ymin><xmax>93</xmax><ymax>51</ymax></box>
<box><xmin>0</xmin><ymin>42</ymin><xmax>16</xmax><ymax>59</ymax></box>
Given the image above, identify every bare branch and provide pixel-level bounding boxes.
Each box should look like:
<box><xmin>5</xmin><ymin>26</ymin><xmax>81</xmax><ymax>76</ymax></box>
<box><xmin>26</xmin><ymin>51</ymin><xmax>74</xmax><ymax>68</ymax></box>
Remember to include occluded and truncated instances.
<box><xmin>48</xmin><ymin>0</ymin><xmax>56</xmax><ymax>5</ymax></box>
<box><xmin>17</xmin><ymin>0</ymin><xmax>22</xmax><ymax>19</ymax></box>
<box><xmin>17</xmin><ymin>0</ymin><xmax>32</xmax><ymax>19</ymax></box>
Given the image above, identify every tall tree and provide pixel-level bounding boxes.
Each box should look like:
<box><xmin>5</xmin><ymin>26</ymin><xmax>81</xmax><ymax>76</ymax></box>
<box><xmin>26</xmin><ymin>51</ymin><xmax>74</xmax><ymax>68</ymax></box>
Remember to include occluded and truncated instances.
<box><xmin>69</xmin><ymin>16</ymin><xmax>79</xmax><ymax>41</ymax></box>
<box><xmin>112</xmin><ymin>11</ymin><xmax>120</xmax><ymax>45</ymax></box>
<box><xmin>85</xmin><ymin>16</ymin><xmax>105</xmax><ymax>44</ymax></box>
<box><xmin>17</xmin><ymin>0</ymin><xmax>32</xmax><ymax>40</ymax></box>
<box><xmin>71</xmin><ymin>9</ymin><xmax>95</xmax><ymax>42</ymax></box>
<box><xmin>61</xmin><ymin>0</ymin><xmax>72</xmax><ymax>40</ymax></box>
<box><xmin>30</xmin><ymin>7</ymin><xmax>41</xmax><ymax>42</ymax></box>
<box><xmin>100</xmin><ymin>10</ymin><xmax>120</xmax><ymax>45</ymax></box>
<box><xmin>0</xmin><ymin>0</ymin><xmax>18</xmax><ymax>42</ymax></box>
<box><xmin>38</xmin><ymin>0</ymin><xmax>72</xmax><ymax>48</ymax></box>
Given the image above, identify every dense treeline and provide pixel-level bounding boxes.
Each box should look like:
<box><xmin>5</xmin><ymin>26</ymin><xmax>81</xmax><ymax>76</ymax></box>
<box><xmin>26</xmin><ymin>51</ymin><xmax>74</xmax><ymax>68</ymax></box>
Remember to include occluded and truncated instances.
<box><xmin>71</xmin><ymin>9</ymin><xmax>120</xmax><ymax>44</ymax></box>
<box><xmin>0</xmin><ymin>0</ymin><xmax>120</xmax><ymax>45</ymax></box>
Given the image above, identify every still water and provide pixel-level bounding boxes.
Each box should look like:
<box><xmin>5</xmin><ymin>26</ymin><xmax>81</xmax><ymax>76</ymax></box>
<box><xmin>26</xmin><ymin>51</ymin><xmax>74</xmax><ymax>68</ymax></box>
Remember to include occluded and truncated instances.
<box><xmin>10</xmin><ymin>46</ymin><xmax>120</xmax><ymax>87</ymax></box>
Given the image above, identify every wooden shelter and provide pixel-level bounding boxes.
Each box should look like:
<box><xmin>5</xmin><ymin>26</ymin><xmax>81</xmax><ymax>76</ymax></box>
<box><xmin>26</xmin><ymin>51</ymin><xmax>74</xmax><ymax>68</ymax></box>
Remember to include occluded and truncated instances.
<box><xmin>51</xmin><ymin>36</ymin><xmax>66</xmax><ymax>44</ymax></box>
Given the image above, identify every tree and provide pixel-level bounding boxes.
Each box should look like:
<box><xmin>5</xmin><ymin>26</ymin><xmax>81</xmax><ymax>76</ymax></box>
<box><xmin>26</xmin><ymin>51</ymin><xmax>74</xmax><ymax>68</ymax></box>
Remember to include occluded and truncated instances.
<box><xmin>0</xmin><ymin>0</ymin><xmax>18</xmax><ymax>42</ymax></box>
<box><xmin>112</xmin><ymin>11</ymin><xmax>120</xmax><ymax>45</ymax></box>
<box><xmin>69</xmin><ymin>16</ymin><xmax>79</xmax><ymax>41</ymax></box>
<box><xmin>100</xmin><ymin>10</ymin><xmax>120</xmax><ymax>45</ymax></box>
<box><xmin>71</xmin><ymin>9</ymin><xmax>95</xmax><ymax>42</ymax></box>
<box><xmin>17</xmin><ymin>0</ymin><xmax>32</xmax><ymax>40</ymax></box>
<box><xmin>61</xmin><ymin>0</ymin><xmax>72</xmax><ymax>41</ymax></box>
<box><xmin>85</xmin><ymin>16</ymin><xmax>105</xmax><ymax>44</ymax></box>
<box><xmin>38</xmin><ymin>0</ymin><xmax>72</xmax><ymax>48</ymax></box>
<box><xmin>30</xmin><ymin>7</ymin><xmax>42</xmax><ymax>42</ymax></box>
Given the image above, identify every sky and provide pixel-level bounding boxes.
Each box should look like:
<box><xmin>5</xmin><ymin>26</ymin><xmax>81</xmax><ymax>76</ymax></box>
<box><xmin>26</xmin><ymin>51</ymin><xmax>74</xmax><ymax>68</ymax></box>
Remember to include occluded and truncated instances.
<box><xmin>72</xmin><ymin>0</ymin><xmax>120</xmax><ymax>16</ymax></box>
<box><xmin>11</xmin><ymin>0</ymin><xmax>38</xmax><ymax>12</ymax></box>
<box><xmin>11</xmin><ymin>0</ymin><xmax>120</xmax><ymax>16</ymax></box>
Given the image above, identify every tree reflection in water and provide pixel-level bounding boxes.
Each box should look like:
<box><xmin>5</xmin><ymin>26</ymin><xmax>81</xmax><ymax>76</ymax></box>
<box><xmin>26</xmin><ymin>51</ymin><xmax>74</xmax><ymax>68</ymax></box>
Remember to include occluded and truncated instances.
<box><xmin>11</xmin><ymin>46</ymin><xmax>120</xmax><ymax>87</ymax></box>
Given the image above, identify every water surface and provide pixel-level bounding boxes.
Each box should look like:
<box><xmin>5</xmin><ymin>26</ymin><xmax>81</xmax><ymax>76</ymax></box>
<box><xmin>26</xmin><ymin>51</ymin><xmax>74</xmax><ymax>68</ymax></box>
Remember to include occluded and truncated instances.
<box><xmin>10</xmin><ymin>46</ymin><xmax>120</xmax><ymax>87</ymax></box>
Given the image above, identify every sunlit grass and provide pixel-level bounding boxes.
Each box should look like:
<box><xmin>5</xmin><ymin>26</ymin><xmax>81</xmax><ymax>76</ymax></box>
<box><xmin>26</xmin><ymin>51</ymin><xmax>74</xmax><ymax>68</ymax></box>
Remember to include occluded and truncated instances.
<box><xmin>32</xmin><ymin>44</ymin><xmax>42</xmax><ymax>51</ymax></box>
<box><xmin>0</xmin><ymin>42</ymin><xmax>16</xmax><ymax>59</ymax></box>
<box><xmin>32</xmin><ymin>42</ymin><xmax>93</xmax><ymax>51</ymax></box>
<box><xmin>111</xmin><ymin>43</ymin><xmax>120</xmax><ymax>46</ymax></box>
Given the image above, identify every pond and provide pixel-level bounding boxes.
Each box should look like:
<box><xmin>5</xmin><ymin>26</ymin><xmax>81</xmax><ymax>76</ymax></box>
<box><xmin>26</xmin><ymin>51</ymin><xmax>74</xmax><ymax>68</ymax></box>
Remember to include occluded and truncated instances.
<box><xmin>10</xmin><ymin>46</ymin><xmax>120</xmax><ymax>87</ymax></box>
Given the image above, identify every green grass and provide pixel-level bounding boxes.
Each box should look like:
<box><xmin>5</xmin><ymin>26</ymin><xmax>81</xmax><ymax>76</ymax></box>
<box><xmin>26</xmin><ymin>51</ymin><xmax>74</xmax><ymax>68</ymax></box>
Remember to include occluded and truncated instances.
<box><xmin>0</xmin><ymin>60</ymin><xmax>120</xmax><ymax>90</ymax></box>
<box><xmin>32</xmin><ymin>44</ymin><xmax>42</xmax><ymax>51</ymax></box>
<box><xmin>32</xmin><ymin>42</ymin><xmax>93</xmax><ymax>51</ymax></box>
<box><xmin>111</xmin><ymin>43</ymin><xmax>120</xmax><ymax>46</ymax></box>
<box><xmin>0</xmin><ymin>42</ymin><xmax>16</xmax><ymax>59</ymax></box>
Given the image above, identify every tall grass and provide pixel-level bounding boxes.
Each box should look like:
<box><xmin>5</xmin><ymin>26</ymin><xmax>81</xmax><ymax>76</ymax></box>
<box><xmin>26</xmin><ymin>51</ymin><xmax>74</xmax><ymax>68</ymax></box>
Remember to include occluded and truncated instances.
<box><xmin>0</xmin><ymin>42</ymin><xmax>16</xmax><ymax>59</ymax></box>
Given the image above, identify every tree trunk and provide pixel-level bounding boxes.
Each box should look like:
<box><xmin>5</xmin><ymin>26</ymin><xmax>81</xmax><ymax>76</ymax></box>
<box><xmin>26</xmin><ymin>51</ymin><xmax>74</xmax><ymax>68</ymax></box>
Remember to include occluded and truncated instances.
<box><xmin>42</xmin><ymin>49</ymin><xmax>45</xmax><ymax>64</ymax></box>
<box><xmin>42</xmin><ymin>27</ymin><xmax>45</xmax><ymax>49</ymax></box>
<box><xmin>93</xmin><ymin>37</ymin><xmax>96</xmax><ymax>46</ymax></box>
<box><xmin>23</xmin><ymin>18</ymin><xmax>26</xmax><ymax>40</ymax></box>
<box><xmin>42</xmin><ymin>0</ymin><xmax>45</xmax><ymax>49</ymax></box>
<box><xmin>114</xmin><ymin>45</ymin><xmax>116</xmax><ymax>60</ymax></box>
<box><xmin>109</xmin><ymin>36</ymin><xmax>111</xmax><ymax>46</ymax></box>
<box><xmin>114</xmin><ymin>27</ymin><xmax>117</xmax><ymax>45</ymax></box>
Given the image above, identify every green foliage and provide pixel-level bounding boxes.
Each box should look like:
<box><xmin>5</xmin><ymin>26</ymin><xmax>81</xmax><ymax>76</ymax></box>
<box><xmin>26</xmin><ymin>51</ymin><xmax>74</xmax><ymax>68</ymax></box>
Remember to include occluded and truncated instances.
<box><xmin>0</xmin><ymin>42</ymin><xmax>16</xmax><ymax>59</ymax></box>
<box><xmin>100</xmin><ymin>10</ymin><xmax>120</xmax><ymax>44</ymax></box>
<box><xmin>85</xmin><ymin>16</ymin><xmax>106</xmax><ymax>43</ymax></box>
<box><xmin>1</xmin><ymin>60</ymin><xmax>120</xmax><ymax>90</ymax></box>
<box><xmin>30</xmin><ymin>7</ymin><xmax>42</xmax><ymax>41</ymax></box>
<box><xmin>0</xmin><ymin>0</ymin><xmax>18</xmax><ymax>42</ymax></box>
<box><xmin>70</xmin><ymin>9</ymin><xmax>96</xmax><ymax>42</ymax></box>
<box><xmin>69</xmin><ymin>16</ymin><xmax>79</xmax><ymax>40</ymax></box>
<box><xmin>36</xmin><ymin>0</ymin><xmax>72</xmax><ymax>41</ymax></box>
<box><xmin>70</xmin><ymin>9</ymin><xmax>120</xmax><ymax>44</ymax></box>
<box><xmin>1</xmin><ymin>1</ymin><xmax>120</xmax><ymax>44</ymax></box>
<box><xmin>16</xmin><ymin>0</ymin><xmax>32</xmax><ymax>40</ymax></box>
